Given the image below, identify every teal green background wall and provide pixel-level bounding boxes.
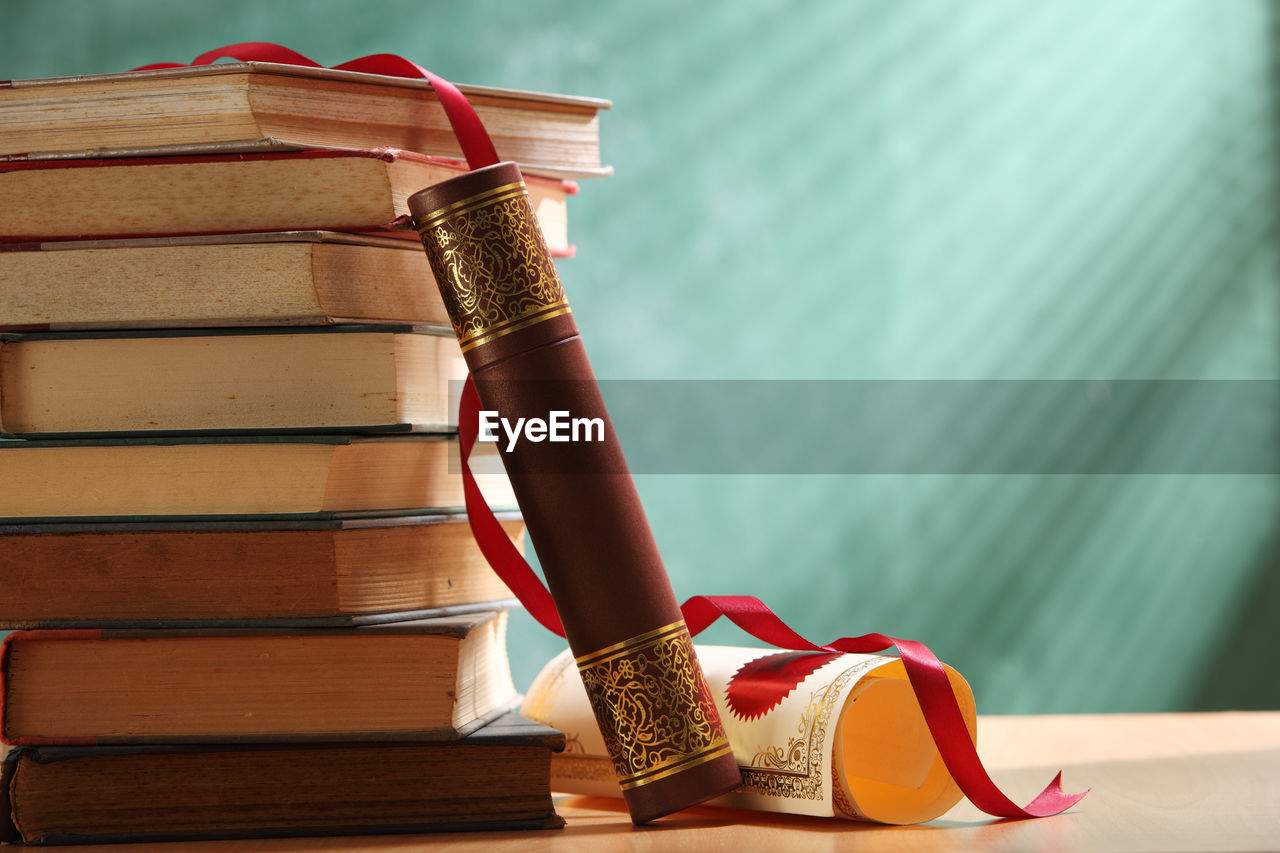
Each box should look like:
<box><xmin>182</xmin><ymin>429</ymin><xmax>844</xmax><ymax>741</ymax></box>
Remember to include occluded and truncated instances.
<box><xmin>4</xmin><ymin>0</ymin><xmax>1278</xmax><ymax>713</ymax></box>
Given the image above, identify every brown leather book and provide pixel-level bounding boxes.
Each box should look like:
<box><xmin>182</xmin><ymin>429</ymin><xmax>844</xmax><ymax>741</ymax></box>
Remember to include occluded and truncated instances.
<box><xmin>0</xmin><ymin>61</ymin><xmax>608</xmax><ymax>177</ymax></box>
<box><xmin>0</xmin><ymin>612</ymin><xmax>517</xmax><ymax>746</ymax></box>
<box><xmin>0</xmin><ymin>149</ymin><xmax>572</xmax><ymax>250</ymax></box>
<box><xmin>0</xmin><ymin>514</ymin><xmax>522</xmax><ymax>628</ymax></box>
<box><xmin>0</xmin><ymin>326</ymin><xmax>464</xmax><ymax>436</ymax></box>
<box><xmin>0</xmin><ymin>713</ymin><xmax>565</xmax><ymax>845</ymax></box>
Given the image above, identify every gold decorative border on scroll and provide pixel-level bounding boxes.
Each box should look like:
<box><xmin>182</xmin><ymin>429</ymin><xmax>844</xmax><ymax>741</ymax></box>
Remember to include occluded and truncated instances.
<box><xmin>576</xmin><ymin>620</ymin><xmax>731</xmax><ymax>791</ymax></box>
<box><xmin>737</xmin><ymin>659</ymin><xmax>876</xmax><ymax>803</ymax></box>
<box><xmin>415</xmin><ymin>179</ymin><xmax>570</xmax><ymax>352</ymax></box>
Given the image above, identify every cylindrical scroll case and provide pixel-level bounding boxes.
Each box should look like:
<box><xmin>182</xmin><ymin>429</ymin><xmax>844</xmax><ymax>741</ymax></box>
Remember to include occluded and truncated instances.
<box><xmin>409</xmin><ymin>163</ymin><xmax>741</xmax><ymax>823</ymax></box>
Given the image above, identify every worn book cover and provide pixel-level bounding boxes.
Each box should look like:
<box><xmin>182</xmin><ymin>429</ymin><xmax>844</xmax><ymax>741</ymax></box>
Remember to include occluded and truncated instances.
<box><xmin>0</xmin><ymin>326</ymin><xmax>466</xmax><ymax>436</ymax></box>
<box><xmin>1</xmin><ymin>612</ymin><xmax>518</xmax><ymax>745</ymax></box>
<box><xmin>0</xmin><ymin>61</ymin><xmax>609</xmax><ymax>177</ymax></box>
<box><xmin>1</xmin><ymin>232</ymin><xmax>466</xmax><ymax>332</ymax></box>
<box><xmin>0</xmin><ymin>712</ymin><xmax>565</xmax><ymax>845</ymax></box>
<box><xmin>0</xmin><ymin>149</ymin><xmax>573</xmax><ymax>249</ymax></box>
<box><xmin>0</xmin><ymin>434</ymin><xmax>513</xmax><ymax>521</ymax></box>
<box><xmin>0</xmin><ymin>513</ymin><xmax>522</xmax><ymax>628</ymax></box>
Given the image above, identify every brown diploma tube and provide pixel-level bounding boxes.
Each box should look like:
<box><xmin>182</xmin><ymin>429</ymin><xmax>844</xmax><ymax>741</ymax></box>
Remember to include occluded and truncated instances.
<box><xmin>410</xmin><ymin>163</ymin><xmax>741</xmax><ymax>823</ymax></box>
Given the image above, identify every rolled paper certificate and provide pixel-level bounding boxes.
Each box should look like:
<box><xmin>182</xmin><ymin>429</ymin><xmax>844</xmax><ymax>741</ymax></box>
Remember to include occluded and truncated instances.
<box><xmin>523</xmin><ymin>645</ymin><xmax>978</xmax><ymax>825</ymax></box>
<box><xmin>408</xmin><ymin>162</ymin><xmax>741</xmax><ymax>823</ymax></box>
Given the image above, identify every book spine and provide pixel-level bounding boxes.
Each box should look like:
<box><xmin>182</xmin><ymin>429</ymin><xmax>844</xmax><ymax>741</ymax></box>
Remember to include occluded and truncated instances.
<box><xmin>0</xmin><ymin>630</ymin><xmax>102</xmax><ymax>747</ymax></box>
<box><xmin>0</xmin><ymin>339</ymin><xmax>6</xmax><ymax>435</ymax></box>
<box><xmin>409</xmin><ymin>162</ymin><xmax>741</xmax><ymax>824</ymax></box>
<box><xmin>0</xmin><ymin>749</ymin><xmax>19</xmax><ymax>844</ymax></box>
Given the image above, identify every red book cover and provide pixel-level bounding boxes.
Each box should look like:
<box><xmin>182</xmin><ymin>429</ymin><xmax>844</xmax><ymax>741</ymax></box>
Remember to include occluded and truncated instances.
<box><xmin>0</xmin><ymin>712</ymin><xmax>565</xmax><ymax>844</ymax></box>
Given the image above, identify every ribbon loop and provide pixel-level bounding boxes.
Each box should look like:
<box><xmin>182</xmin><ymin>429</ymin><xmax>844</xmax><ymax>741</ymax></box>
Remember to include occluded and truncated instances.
<box><xmin>459</xmin><ymin>379</ymin><xmax>565</xmax><ymax>636</ymax></box>
<box><xmin>134</xmin><ymin>42</ymin><xmax>501</xmax><ymax>170</ymax></box>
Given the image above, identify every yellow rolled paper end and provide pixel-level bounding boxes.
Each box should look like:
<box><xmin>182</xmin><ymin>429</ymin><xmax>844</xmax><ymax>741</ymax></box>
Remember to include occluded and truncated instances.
<box><xmin>832</xmin><ymin>660</ymin><xmax>976</xmax><ymax>825</ymax></box>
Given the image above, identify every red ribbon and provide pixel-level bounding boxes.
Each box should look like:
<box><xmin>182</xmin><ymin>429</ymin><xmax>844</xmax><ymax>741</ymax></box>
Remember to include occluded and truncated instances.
<box><xmin>134</xmin><ymin>43</ymin><xmax>500</xmax><ymax>170</ymax></box>
<box><xmin>144</xmin><ymin>44</ymin><xmax>1085</xmax><ymax>821</ymax></box>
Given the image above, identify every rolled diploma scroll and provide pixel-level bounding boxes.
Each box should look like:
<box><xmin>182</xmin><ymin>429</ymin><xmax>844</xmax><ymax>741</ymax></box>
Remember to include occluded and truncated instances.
<box><xmin>523</xmin><ymin>645</ymin><xmax>977</xmax><ymax>825</ymax></box>
<box><xmin>409</xmin><ymin>162</ymin><xmax>741</xmax><ymax>823</ymax></box>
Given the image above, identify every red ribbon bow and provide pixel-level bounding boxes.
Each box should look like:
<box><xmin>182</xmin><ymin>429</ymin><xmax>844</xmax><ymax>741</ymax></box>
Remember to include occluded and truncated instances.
<box><xmin>146</xmin><ymin>43</ymin><xmax>1087</xmax><ymax>821</ymax></box>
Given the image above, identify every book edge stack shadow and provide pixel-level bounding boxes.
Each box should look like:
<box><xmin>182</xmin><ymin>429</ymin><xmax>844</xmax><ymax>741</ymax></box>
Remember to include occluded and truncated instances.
<box><xmin>0</xmin><ymin>60</ymin><xmax>611</xmax><ymax>845</ymax></box>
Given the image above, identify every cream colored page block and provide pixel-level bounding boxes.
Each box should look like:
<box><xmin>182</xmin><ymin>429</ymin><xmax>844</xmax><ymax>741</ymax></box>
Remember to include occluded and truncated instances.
<box><xmin>320</xmin><ymin>439</ymin><xmax>513</xmax><ymax>514</ymax></box>
<box><xmin>393</xmin><ymin>333</ymin><xmax>466</xmax><ymax>427</ymax></box>
<box><xmin>1</xmin><ymin>332</ymin><xmax>407</xmax><ymax>433</ymax></box>
<box><xmin>332</xmin><ymin>521</ymin><xmax>521</xmax><ymax>613</ymax></box>
<box><xmin>527</xmin><ymin>181</ymin><xmax>569</xmax><ymax>252</ymax></box>
<box><xmin>7</xmin><ymin>635</ymin><xmax>460</xmax><ymax>737</ymax></box>
<box><xmin>0</xmin><ymin>443</ymin><xmax>335</xmax><ymax>517</ymax></box>
<box><xmin>311</xmin><ymin>243</ymin><xmax>444</xmax><ymax>324</ymax></box>
<box><xmin>322</xmin><ymin>439</ymin><xmax>451</xmax><ymax>512</ymax></box>
<box><xmin>470</xmin><ymin>100</ymin><xmax>599</xmax><ymax>168</ymax></box>
<box><xmin>450</xmin><ymin>611</ymin><xmax>517</xmax><ymax>730</ymax></box>
<box><xmin>0</xmin><ymin>76</ymin><xmax>260</xmax><ymax>152</ymax></box>
<box><xmin>248</xmin><ymin>80</ymin><xmax>600</xmax><ymax>168</ymax></box>
<box><xmin>0</xmin><ymin>244</ymin><xmax>322</xmax><ymax>328</ymax></box>
<box><xmin>249</xmin><ymin>81</ymin><xmax>461</xmax><ymax>159</ymax></box>
<box><xmin>0</xmin><ymin>158</ymin><xmax>394</xmax><ymax>236</ymax></box>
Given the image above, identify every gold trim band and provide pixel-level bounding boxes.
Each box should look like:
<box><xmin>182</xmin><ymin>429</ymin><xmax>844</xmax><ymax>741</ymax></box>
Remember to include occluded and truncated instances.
<box><xmin>576</xmin><ymin>618</ymin><xmax>730</xmax><ymax>795</ymax></box>
<box><xmin>458</xmin><ymin>303</ymin><xmax>573</xmax><ymax>352</ymax></box>
<box><xmin>420</xmin><ymin>188</ymin><xmax>527</xmax><ymax>231</ymax></box>
<box><xmin>619</xmin><ymin>741</ymin><xmax>735</xmax><ymax>790</ymax></box>
<box><xmin>415</xmin><ymin>181</ymin><xmax>529</xmax><ymax>231</ymax></box>
<box><xmin>575</xmin><ymin>619</ymin><xmax>688</xmax><ymax>668</ymax></box>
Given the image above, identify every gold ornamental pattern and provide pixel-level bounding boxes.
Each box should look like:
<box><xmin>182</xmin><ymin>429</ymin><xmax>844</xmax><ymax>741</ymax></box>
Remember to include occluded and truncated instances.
<box><xmin>738</xmin><ymin>656</ymin><xmax>880</xmax><ymax>802</ymax></box>
<box><xmin>416</xmin><ymin>181</ymin><xmax>571</xmax><ymax>353</ymax></box>
<box><xmin>576</xmin><ymin>620</ymin><xmax>731</xmax><ymax>791</ymax></box>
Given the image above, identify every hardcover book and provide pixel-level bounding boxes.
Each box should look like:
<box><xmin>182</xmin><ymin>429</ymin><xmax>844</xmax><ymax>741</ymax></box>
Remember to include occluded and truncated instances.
<box><xmin>0</xmin><ymin>232</ymin><xmax>461</xmax><ymax>332</ymax></box>
<box><xmin>0</xmin><ymin>149</ymin><xmax>572</xmax><ymax>250</ymax></box>
<box><xmin>0</xmin><ymin>326</ymin><xmax>464</xmax><ymax>436</ymax></box>
<box><xmin>0</xmin><ymin>434</ymin><xmax>513</xmax><ymax>521</ymax></box>
<box><xmin>0</xmin><ymin>513</ymin><xmax>524</xmax><ymax>628</ymax></box>
<box><xmin>0</xmin><ymin>712</ymin><xmax>565</xmax><ymax>845</ymax></box>
<box><xmin>0</xmin><ymin>61</ymin><xmax>609</xmax><ymax>177</ymax></box>
<box><xmin>1</xmin><ymin>612</ymin><xmax>517</xmax><ymax>745</ymax></box>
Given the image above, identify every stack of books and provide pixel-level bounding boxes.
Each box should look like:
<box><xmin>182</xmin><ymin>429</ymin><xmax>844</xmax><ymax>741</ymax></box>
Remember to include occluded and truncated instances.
<box><xmin>0</xmin><ymin>60</ymin><xmax>609</xmax><ymax>844</ymax></box>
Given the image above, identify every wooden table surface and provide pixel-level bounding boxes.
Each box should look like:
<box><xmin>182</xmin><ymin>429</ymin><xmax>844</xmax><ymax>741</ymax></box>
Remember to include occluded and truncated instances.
<box><xmin>52</xmin><ymin>712</ymin><xmax>1280</xmax><ymax>853</ymax></box>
